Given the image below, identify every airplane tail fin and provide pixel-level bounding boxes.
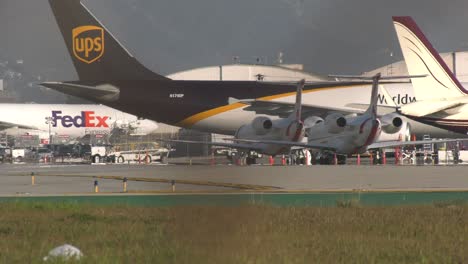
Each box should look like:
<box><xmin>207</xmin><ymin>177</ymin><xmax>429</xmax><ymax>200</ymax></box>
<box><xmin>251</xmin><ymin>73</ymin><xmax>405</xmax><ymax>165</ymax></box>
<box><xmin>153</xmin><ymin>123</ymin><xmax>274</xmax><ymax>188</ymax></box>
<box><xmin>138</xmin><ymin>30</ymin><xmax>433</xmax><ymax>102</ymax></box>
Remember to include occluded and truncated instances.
<box><xmin>366</xmin><ymin>73</ymin><xmax>381</xmax><ymax>118</ymax></box>
<box><xmin>392</xmin><ymin>16</ymin><xmax>466</xmax><ymax>100</ymax></box>
<box><xmin>48</xmin><ymin>0</ymin><xmax>169</xmax><ymax>81</ymax></box>
<box><xmin>292</xmin><ymin>79</ymin><xmax>305</xmax><ymax>122</ymax></box>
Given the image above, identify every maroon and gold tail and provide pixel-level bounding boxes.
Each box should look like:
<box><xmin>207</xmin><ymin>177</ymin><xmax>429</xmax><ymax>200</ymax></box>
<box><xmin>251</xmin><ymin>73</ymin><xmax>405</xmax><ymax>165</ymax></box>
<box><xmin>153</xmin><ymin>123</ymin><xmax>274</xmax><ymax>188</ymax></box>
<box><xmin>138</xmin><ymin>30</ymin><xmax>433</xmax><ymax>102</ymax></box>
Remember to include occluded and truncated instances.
<box><xmin>393</xmin><ymin>16</ymin><xmax>466</xmax><ymax>100</ymax></box>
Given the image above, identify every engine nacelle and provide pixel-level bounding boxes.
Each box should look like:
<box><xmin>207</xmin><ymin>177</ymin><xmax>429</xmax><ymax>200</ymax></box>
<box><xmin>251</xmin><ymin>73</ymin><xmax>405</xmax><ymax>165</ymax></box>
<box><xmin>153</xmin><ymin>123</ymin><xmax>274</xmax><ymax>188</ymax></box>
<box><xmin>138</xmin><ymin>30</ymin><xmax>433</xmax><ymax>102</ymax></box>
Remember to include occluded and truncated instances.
<box><xmin>378</xmin><ymin>115</ymin><xmax>411</xmax><ymax>142</ymax></box>
<box><xmin>324</xmin><ymin>113</ymin><xmax>347</xmax><ymax>133</ymax></box>
<box><xmin>380</xmin><ymin>113</ymin><xmax>404</xmax><ymax>134</ymax></box>
<box><xmin>303</xmin><ymin>116</ymin><xmax>324</xmax><ymax>128</ymax></box>
<box><xmin>251</xmin><ymin>116</ymin><xmax>273</xmax><ymax>135</ymax></box>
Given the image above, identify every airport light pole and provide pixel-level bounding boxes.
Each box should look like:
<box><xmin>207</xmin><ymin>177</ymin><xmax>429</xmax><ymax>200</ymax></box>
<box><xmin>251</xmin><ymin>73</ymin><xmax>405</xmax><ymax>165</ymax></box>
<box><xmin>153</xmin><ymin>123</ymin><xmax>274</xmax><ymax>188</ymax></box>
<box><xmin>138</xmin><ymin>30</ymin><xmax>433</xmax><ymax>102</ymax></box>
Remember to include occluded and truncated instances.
<box><xmin>45</xmin><ymin>116</ymin><xmax>54</xmax><ymax>145</ymax></box>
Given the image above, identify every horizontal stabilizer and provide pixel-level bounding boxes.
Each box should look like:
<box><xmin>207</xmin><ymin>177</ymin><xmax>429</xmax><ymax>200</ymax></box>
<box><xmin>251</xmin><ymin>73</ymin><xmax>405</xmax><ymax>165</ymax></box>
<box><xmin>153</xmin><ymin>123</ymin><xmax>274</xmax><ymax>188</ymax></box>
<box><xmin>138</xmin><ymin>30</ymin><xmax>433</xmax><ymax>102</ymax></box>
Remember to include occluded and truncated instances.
<box><xmin>41</xmin><ymin>82</ymin><xmax>120</xmax><ymax>102</ymax></box>
<box><xmin>0</xmin><ymin>121</ymin><xmax>38</xmax><ymax>131</ymax></box>
<box><xmin>228</xmin><ymin>97</ymin><xmax>247</xmax><ymax>104</ymax></box>
<box><xmin>398</xmin><ymin>97</ymin><xmax>468</xmax><ymax>117</ymax></box>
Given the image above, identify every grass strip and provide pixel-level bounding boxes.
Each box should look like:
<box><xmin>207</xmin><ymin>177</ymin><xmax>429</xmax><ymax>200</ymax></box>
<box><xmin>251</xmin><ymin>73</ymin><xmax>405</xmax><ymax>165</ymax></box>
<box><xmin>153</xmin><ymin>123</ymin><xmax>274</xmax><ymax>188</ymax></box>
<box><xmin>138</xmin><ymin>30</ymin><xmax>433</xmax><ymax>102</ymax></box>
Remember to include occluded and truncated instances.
<box><xmin>0</xmin><ymin>201</ymin><xmax>466</xmax><ymax>263</ymax></box>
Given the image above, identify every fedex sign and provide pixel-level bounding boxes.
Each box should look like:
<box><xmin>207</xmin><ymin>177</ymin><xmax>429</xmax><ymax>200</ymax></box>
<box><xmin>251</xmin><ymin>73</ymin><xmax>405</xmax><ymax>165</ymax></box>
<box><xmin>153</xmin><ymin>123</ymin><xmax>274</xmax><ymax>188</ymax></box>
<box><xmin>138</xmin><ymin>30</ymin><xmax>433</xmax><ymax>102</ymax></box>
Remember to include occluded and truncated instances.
<box><xmin>51</xmin><ymin>111</ymin><xmax>109</xmax><ymax>128</ymax></box>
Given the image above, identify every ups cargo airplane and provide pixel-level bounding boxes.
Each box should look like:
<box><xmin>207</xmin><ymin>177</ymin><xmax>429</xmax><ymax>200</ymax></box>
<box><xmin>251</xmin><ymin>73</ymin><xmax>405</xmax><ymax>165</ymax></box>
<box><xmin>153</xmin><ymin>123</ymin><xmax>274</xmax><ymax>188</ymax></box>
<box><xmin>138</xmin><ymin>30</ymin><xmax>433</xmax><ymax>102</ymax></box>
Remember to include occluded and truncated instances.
<box><xmin>393</xmin><ymin>16</ymin><xmax>468</xmax><ymax>135</ymax></box>
<box><xmin>41</xmin><ymin>0</ymin><xmax>464</xmax><ymax>143</ymax></box>
<box><xmin>0</xmin><ymin>104</ymin><xmax>159</xmax><ymax>139</ymax></box>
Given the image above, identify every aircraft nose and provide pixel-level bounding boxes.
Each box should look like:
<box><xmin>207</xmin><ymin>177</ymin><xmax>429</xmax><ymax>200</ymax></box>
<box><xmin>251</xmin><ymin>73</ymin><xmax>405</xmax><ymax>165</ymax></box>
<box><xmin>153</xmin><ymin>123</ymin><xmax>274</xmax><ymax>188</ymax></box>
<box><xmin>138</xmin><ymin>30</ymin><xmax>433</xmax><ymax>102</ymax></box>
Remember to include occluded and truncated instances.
<box><xmin>147</xmin><ymin>122</ymin><xmax>160</xmax><ymax>134</ymax></box>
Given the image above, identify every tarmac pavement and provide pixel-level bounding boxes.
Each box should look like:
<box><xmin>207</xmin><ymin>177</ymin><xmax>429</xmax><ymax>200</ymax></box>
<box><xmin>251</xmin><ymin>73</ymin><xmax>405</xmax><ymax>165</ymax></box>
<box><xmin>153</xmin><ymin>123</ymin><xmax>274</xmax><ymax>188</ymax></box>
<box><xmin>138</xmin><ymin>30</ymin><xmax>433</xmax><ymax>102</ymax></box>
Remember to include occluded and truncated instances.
<box><xmin>0</xmin><ymin>162</ymin><xmax>467</xmax><ymax>196</ymax></box>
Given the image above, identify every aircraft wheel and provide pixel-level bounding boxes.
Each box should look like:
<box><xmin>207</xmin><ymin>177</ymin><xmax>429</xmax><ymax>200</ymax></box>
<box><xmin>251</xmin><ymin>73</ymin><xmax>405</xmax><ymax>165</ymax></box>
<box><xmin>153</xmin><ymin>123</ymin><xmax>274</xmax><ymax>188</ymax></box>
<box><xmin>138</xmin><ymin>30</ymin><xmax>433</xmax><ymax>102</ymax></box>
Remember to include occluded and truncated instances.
<box><xmin>337</xmin><ymin>155</ymin><xmax>347</xmax><ymax>165</ymax></box>
<box><xmin>298</xmin><ymin>157</ymin><xmax>305</xmax><ymax>165</ymax></box>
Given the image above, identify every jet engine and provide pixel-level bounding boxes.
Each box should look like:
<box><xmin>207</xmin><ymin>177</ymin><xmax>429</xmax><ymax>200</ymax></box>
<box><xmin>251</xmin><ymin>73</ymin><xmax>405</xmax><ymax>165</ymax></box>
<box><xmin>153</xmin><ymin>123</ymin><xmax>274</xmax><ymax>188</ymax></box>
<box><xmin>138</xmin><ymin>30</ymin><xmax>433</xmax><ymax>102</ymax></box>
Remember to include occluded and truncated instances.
<box><xmin>380</xmin><ymin>113</ymin><xmax>404</xmax><ymax>134</ymax></box>
<box><xmin>378</xmin><ymin>114</ymin><xmax>411</xmax><ymax>141</ymax></box>
<box><xmin>324</xmin><ymin>113</ymin><xmax>347</xmax><ymax>133</ymax></box>
<box><xmin>303</xmin><ymin>116</ymin><xmax>324</xmax><ymax>128</ymax></box>
<box><xmin>251</xmin><ymin>116</ymin><xmax>273</xmax><ymax>135</ymax></box>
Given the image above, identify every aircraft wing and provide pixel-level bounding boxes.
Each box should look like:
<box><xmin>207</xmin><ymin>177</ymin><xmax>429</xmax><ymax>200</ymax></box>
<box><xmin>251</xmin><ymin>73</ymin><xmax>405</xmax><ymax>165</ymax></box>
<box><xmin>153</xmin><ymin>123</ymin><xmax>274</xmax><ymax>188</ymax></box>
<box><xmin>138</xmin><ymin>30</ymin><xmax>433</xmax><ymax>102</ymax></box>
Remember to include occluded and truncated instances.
<box><xmin>0</xmin><ymin>121</ymin><xmax>38</xmax><ymax>130</ymax></box>
<box><xmin>226</xmin><ymin>138</ymin><xmax>337</xmax><ymax>151</ymax></box>
<box><xmin>368</xmin><ymin>138</ymin><xmax>468</xmax><ymax>149</ymax></box>
<box><xmin>156</xmin><ymin>139</ymin><xmax>265</xmax><ymax>151</ymax></box>
<box><xmin>241</xmin><ymin>100</ymin><xmax>362</xmax><ymax>118</ymax></box>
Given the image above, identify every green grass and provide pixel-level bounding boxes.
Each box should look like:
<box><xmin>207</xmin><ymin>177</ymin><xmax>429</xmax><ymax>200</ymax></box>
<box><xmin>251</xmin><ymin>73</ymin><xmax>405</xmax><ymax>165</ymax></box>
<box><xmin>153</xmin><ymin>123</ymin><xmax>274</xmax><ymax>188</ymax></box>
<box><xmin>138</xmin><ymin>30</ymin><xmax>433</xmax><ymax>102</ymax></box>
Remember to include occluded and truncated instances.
<box><xmin>0</xmin><ymin>201</ymin><xmax>466</xmax><ymax>263</ymax></box>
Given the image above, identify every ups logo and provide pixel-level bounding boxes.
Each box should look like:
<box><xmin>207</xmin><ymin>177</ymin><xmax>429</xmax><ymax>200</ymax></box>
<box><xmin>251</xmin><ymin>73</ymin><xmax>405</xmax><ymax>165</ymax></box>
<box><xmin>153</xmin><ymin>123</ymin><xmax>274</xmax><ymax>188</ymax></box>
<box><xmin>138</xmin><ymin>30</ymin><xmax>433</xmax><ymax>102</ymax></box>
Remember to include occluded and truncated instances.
<box><xmin>72</xmin><ymin>25</ymin><xmax>105</xmax><ymax>64</ymax></box>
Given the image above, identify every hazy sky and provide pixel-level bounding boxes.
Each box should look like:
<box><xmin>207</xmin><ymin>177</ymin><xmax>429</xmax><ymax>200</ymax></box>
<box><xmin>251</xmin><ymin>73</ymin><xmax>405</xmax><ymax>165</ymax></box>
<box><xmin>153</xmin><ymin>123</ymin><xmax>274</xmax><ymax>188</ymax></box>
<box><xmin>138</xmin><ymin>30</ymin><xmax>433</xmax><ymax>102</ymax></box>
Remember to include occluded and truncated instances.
<box><xmin>2</xmin><ymin>0</ymin><xmax>468</xmax><ymax>82</ymax></box>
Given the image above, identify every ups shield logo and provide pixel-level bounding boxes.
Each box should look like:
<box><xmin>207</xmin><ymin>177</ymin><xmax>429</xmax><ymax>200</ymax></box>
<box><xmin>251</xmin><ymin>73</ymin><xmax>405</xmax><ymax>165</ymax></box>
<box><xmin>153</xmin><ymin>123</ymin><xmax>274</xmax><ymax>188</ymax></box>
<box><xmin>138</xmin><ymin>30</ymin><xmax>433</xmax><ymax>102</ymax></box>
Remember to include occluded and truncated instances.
<box><xmin>72</xmin><ymin>25</ymin><xmax>105</xmax><ymax>64</ymax></box>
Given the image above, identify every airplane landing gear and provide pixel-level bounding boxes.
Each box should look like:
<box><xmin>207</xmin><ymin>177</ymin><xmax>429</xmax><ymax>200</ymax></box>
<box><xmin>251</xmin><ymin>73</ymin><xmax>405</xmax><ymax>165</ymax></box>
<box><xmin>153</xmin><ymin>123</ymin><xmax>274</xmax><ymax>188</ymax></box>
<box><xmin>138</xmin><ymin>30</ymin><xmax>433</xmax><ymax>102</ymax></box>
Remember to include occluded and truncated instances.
<box><xmin>318</xmin><ymin>152</ymin><xmax>346</xmax><ymax>165</ymax></box>
<box><xmin>245</xmin><ymin>150</ymin><xmax>261</xmax><ymax>165</ymax></box>
<box><xmin>231</xmin><ymin>151</ymin><xmax>259</xmax><ymax>166</ymax></box>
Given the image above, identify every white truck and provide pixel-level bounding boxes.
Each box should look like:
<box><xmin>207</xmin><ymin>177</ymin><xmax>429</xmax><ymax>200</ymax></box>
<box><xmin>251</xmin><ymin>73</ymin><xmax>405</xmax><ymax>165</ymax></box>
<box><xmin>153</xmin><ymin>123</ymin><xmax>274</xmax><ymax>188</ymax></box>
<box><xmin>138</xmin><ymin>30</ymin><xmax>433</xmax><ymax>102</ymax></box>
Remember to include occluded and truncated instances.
<box><xmin>12</xmin><ymin>149</ymin><xmax>26</xmax><ymax>163</ymax></box>
<box><xmin>108</xmin><ymin>142</ymin><xmax>171</xmax><ymax>164</ymax></box>
<box><xmin>91</xmin><ymin>146</ymin><xmax>108</xmax><ymax>163</ymax></box>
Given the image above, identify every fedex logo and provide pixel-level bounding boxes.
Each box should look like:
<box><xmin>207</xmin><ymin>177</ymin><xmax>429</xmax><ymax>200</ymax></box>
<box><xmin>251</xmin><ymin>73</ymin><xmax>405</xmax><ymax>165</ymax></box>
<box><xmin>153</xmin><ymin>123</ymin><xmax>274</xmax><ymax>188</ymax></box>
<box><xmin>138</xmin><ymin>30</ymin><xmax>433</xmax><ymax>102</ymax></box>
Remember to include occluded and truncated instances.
<box><xmin>51</xmin><ymin>111</ymin><xmax>109</xmax><ymax>128</ymax></box>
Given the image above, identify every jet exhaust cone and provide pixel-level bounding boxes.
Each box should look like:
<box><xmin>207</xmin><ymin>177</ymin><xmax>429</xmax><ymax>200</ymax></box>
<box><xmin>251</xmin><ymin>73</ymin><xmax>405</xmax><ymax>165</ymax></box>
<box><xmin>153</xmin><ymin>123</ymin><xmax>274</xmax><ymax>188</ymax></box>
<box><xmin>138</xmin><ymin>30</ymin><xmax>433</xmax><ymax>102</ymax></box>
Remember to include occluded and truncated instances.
<box><xmin>393</xmin><ymin>117</ymin><xmax>403</xmax><ymax>128</ymax></box>
<box><xmin>337</xmin><ymin>117</ymin><xmax>347</xmax><ymax>127</ymax></box>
